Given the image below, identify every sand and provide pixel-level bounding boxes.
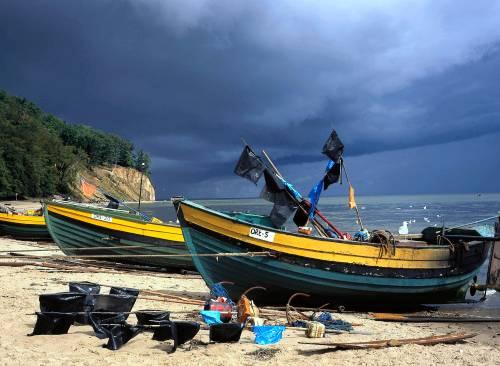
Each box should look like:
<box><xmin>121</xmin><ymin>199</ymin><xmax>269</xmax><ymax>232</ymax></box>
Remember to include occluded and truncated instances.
<box><xmin>0</xmin><ymin>236</ymin><xmax>498</xmax><ymax>365</ymax></box>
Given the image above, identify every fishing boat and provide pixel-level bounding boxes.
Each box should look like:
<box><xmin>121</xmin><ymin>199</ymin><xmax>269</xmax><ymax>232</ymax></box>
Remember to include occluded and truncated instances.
<box><xmin>0</xmin><ymin>208</ymin><xmax>51</xmax><ymax>240</ymax></box>
<box><xmin>43</xmin><ymin>200</ymin><xmax>194</xmax><ymax>270</ymax></box>
<box><xmin>172</xmin><ymin>130</ymin><xmax>493</xmax><ymax>305</ymax></box>
<box><xmin>174</xmin><ymin>199</ymin><xmax>490</xmax><ymax>305</ymax></box>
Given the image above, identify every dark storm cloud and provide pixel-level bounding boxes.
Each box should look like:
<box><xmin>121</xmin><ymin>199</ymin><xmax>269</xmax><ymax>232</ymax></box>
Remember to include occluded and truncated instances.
<box><xmin>1</xmin><ymin>1</ymin><xmax>499</xmax><ymax>197</ymax></box>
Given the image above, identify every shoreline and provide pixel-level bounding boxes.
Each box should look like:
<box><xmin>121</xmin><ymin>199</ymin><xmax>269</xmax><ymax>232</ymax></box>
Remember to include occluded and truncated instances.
<box><xmin>0</xmin><ymin>237</ymin><xmax>498</xmax><ymax>365</ymax></box>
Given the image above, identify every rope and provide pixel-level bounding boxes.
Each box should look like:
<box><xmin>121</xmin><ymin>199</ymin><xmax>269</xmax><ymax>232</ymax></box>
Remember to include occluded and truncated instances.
<box><xmin>0</xmin><ymin>244</ymin><xmax>158</xmax><ymax>253</ymax></box>
<box><xmin>440</xmin><ymin>215</ymin><xmax>500</xmax><ymax>232</ymax></box>
<box><xmin>0</xmin><ymin>251</ymin><xmax>271</xmax><ymax>261</ymax></box>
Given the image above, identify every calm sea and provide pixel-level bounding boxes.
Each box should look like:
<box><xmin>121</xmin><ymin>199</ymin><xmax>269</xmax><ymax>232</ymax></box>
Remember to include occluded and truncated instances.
<box><xmin>138</xmin><ymin>193</ymin><xmax>500</xmax><ymax>307</ymax></box>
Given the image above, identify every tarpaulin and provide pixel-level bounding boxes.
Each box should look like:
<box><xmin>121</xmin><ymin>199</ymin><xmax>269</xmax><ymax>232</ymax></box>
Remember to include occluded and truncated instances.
<box><xmin>252</xmin><ymin>325</ymin><xmax>285</xmax><ymax>345</ymax></box>
<box><xmin>29</xmin><ymin>312</ymin><xmax>76</xmax><ymax>336</ymax></box>
<box><xmin>99</xmin><ymin>323</ymin><xmax>143</xmax><ymax>350</ymax></box>
<box><xmin>89</xmin><ymin>313</ymin><xmax>127</xmax><ymax>339</ymax></box>
<box><xmin>152</xmin><ymin>321</ymin><xmax>200</xmax><ymax>353</ymax></box>
<box><xmin>39</xmin><ymin>293</ymin><xmax>87</xmax><ymax>313</ymax></box>
<box><xmin>109</xmin><ymin>287</ymin><xmax>140</xmax><ymax>297</ymax></box>
<box><xmin>68</xmin><ymin>282</ymin><xmax>101</xmax><ymax>324</ymax></box>
<box><xmin>135</xmin><ymin>310</ymin><xmax>170</xmax><ymax>326</ymax></box>
<box><xmin>69</xmin><ymin>282</ymin><xmax>101</xmax><ymax>295</ymax></box>
<box><xmin>93</xmin><ymin>294</ymin><xmax>137</xmax><ymax>321</ymax></box>
<box><xmin>209</xmin><ymin>323</ymin><xmax>243</xmax><ymax>343</ymax></box>
<box><xmin>200</xmin><ymin>310</ymin><xmax>223</xmax><ymax>325</ymax></box>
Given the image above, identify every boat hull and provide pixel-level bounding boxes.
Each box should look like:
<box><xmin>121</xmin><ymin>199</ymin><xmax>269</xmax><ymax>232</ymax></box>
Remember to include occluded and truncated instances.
<box><xmin>0</xmin><ymin>213</ymin><xmax>50</xmax><ymax>241</ymax></box>
<box><xmin>44</xmin><ymin>202</ymin><xmax>194</xmax><ymax>270</ymax></box>
<box><xmin>176</xmin><ymin>200</ymin><xmax>489</xmax><ymax>305</ymax></box>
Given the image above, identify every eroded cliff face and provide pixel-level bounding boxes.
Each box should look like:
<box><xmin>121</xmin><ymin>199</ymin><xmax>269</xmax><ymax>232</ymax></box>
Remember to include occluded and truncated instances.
<box><xmin>70</xmin><ymin>166</ymin><xmax>155</xmax><ymax>202</ymax></box>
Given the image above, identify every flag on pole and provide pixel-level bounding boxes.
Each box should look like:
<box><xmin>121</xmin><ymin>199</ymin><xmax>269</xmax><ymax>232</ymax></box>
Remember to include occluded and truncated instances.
<box><xmin>323</xmin><ymin>160</ymin><xmax>341</xmax><ymax>190</ymax></box>
<box><xmin>322</xmin><ymin>129</ymin><xmax>344</xmax><ymax>163</ymax></box>
<box><xmin>308</xmin><ymin>179</ymin><xmax>323</xmax><ymax>219</ymax></box>
<box><xmin>234</xmin><ymin>146</ymin><xmax>265</xmax><ymax>184</ymax></box>
<box><xmin>348</xmin><ymin>185</ymin><xmax>357</xmax><ymax>209</ymax></box>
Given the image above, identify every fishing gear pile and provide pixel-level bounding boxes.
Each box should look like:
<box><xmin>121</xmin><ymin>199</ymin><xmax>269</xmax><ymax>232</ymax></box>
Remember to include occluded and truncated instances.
<box><xmin>29</xmin><ymin>281</ymin><xmax>200</xmax><ymax>353</ymax></box>
<box><xmin>200</xmin><ymin>283</ymin><xmax>285</xmax><ymax>345</ymax></box>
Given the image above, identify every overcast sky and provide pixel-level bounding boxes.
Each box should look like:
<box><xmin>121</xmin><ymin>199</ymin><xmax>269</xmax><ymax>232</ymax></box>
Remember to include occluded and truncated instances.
<box><xmin>1</xmin><ymin>1</ymin><xmax>499</xmax><ymax>199</ymax></box>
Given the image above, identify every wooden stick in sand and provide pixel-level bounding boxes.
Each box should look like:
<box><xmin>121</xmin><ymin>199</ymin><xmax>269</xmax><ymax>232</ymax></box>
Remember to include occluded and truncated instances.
<box><xmin>299</xmin><ymin>332</ymin><xmax>476</xmax><ymax>350</ymax></box>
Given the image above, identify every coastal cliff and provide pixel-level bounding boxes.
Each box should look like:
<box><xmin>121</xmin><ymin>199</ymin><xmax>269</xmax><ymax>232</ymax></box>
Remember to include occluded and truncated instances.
<box><xmin>70</xmin><ymin>166</ymin><xmax>155</xmax><ymax>202</ymax></box>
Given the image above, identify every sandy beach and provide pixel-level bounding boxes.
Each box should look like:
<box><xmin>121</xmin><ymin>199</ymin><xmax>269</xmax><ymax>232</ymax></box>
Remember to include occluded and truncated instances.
<box><xmin>0</xmin><ymin>235</ymin><xmax>498</xmax><ymax>366</ymax></box>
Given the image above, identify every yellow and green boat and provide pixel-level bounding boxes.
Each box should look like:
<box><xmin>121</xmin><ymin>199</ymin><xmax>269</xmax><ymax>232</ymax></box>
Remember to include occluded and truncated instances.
<box><xmin>43</xmin><ymin>200</ymin><xmax>194</xmax><ymax>270</ymax></box>
<box><xmin>174</xmin><ymin>199</ymin><xmax>490</xmax><ymax>305</ymax></box>
<box><xmin>0</xmin><ymin>210</ymin><xmax>51</xmax><ymax>240</ymax></box>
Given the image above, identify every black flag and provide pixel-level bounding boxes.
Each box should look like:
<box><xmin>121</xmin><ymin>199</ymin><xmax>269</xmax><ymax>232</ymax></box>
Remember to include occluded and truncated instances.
<box><xmin>234</xmin><ymin>146</ymin><xmax>265</xmax><ymax>184</ymax></box>
<box><xmin>322</xmin><ymin>129</ymin><xmax>344</xmax><ymax>162</ymax></box>
<box><xmin>323</xmin><ymin>162</ymin><xmax>341</xmax><ymax>190</ymax></box>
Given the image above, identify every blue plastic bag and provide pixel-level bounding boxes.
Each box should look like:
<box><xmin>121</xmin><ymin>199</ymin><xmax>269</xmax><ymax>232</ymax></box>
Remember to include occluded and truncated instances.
<box><xmin>252</xmin><ymin>325</ymin><xmax>285</xmax><ymax>345</ymax></box>
<box><xmin>200</xmin><ymin>310</ymin><xmax>222</xmax><ymax>325</ymax></box>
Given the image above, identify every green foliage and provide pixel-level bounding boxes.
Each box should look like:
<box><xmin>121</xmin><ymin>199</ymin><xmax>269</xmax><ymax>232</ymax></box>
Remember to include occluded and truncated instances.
<box><xmin>0</xmin><ymin>90</ymin><xmax>151</xmax><ymax>198</ymax></box>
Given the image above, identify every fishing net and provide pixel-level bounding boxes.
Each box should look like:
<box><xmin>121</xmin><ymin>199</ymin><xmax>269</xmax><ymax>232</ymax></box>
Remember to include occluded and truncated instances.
<box><xmin>312</xmin><ymin>312</ymin><xmax>353</xmax><ymax>331</ymax></box>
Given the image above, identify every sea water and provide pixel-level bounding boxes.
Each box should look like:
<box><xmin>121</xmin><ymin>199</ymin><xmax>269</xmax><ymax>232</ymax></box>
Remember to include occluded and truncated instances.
<box><xmin>138</xmin><ymin>193</ymin><xmax>500</xmax><ymax>306</ymax></box>
<box><xmin>141</xmin><ymin>193</ymin><xmax>500</xmax><ymax>234</ymax></box>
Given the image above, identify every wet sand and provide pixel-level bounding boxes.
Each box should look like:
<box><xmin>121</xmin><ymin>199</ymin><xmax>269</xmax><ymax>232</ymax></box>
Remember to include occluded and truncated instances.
<box><xmin>0</xmin><ymin>237</ymin><xmax>498</xmax><ymax>366</ymax></box>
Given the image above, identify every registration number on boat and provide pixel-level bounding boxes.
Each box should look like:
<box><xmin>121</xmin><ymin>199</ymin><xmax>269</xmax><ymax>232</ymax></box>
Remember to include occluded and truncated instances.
<box><xmin>249</xmin><ymin>227</ymin><xmax>275</xmax><ymax>242</ymax></box>
<box><xmin>91</xmin><ymin>214</ymin><xmax>113</xmax><ymax>223</ymax></box>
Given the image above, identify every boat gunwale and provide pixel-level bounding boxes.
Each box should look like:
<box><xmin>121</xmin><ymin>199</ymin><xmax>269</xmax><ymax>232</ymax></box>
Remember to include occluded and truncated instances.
<box><xmin>45</xmin><ymin>200</ymin><xmax>179</xmax><ymax>229</ymax></box>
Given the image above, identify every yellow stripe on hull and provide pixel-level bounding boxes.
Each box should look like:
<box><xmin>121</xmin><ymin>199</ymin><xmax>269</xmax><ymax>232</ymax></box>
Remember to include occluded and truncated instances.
<box><xmin>181</xmin><ymin>204</ymin><xmax>455</xmax><ymax>270</ymax></box>
<box><xmin>47</xmin><ymin>204</ymin><xmax>184</xmax><ymax>242</ymax></box>
<box><xmin>0</xmin><ymin>212</ymin><xmax>46</xmax><ymax>225</ymax></box>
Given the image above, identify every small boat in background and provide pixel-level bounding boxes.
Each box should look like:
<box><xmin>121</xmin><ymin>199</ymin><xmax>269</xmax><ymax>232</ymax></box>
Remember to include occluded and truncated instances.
<box><xmin>0</xmin><ymin>205</ymin><xmax>51</xmax><ymax>241</ymax></box>
<box><xmin>43</xmin><ymin>200</ymin><xmax>194</xmax><ymax>270</ymax></box>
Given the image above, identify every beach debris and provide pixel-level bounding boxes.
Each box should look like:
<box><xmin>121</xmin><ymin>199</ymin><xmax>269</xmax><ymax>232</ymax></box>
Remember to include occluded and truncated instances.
<box><xmin>306</xmin><ymin>321</ymin><xmax>325</xmax><ymax>338</ymax></box>
<box><xmin>152</xmin><ymin>321</ymin><xmax>200</xmax><ymax>353</ymax></box>
<box><xmin>285</xmin><ymin>293</ymin><xmax>353</xmax><ymax>337</ymax></box>
<box><xmin>209</xmin><ymin>323</ymin><xmax>244</xmax><ymax>343</ymax></box>
<box><xmin>204</xmin><ymin>282</ymin><xmax>234</xmax><ymax>322</ymax></box>
<box><xmin>29</xmin><ymin>312</ymin><xmax>76</xmax><ymax>336</ymax></box>
<box><xmin>135</xmin><ymin>310</ymin><xmax>170</xmax><ymax>325</ymax></box>
<box><xmin>94</xmin><ymin>319</ymin><xmax>144</xmax><ymax>350</ymax></box>
<box><xmin>369</xmin><ymin>313</ymin><xmax>500</xmax><ymax>322</ymax></box>
<box><xmin>28</xmin><ymin>281</ymin><xmax>201</xmax><ymax>353</ymax></box>
<box><xmin>237</xmin><ymin>286</ymin><xmax>265</xmax><ymax>323</ymax></box>
<box><xmin>200</xmin><ymin>310</ymin><xmax>223</xmax><ymax>325</ymax></box>
<box><xmin>252</xmin><ymin>325</ymin><xmax>286</xmax><ymax>345</ymax></box>
<box><xmin>300</xmin><ymin>332</ymin><xmax>476</xmax><ymax>351</ymax></box>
